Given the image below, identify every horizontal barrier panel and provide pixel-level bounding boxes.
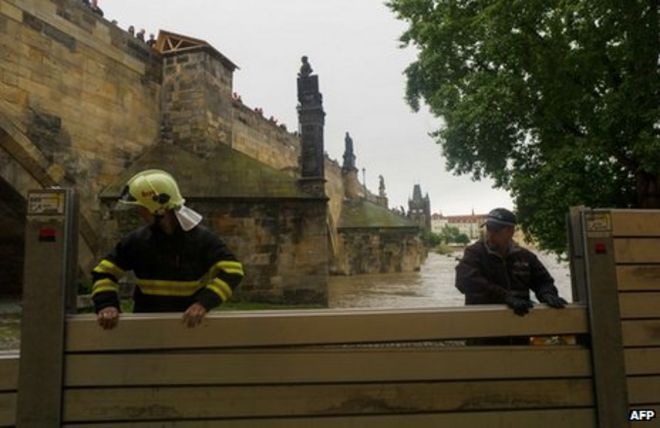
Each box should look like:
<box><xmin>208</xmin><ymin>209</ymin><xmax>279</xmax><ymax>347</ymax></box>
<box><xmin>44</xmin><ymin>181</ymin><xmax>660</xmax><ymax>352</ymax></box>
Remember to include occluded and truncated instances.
<box><xmin>622</xmin><ymin>320</ymin><xmax>660</xmax><ymax>347</ymax></box>
<box><xmin>611</xmin><ymin>210</ymin><xmax>660</xmax><ymax>237</ymax></box>
<box><xmin>66</xmin><ymin>306</ymin><xmax>589</xmax><ymax>352</ymax></box>
<box><xmin>611</xmin><ymin>211</ymin><xmax>660</xmax><ymax>237</ymax></box>
<box><xmin>64</xmin><ymin>347</ymin><xmax>592</xmax><ymax>387</ymax></box>
<box><xmin>628</xmin><ymin>376</ymin><xmax>660</xmax><ymax>405</ymax></box>
<box><xmin>619</xmin><ymin>293</ymin><xmax>660</xmax><ymax>319</ymax></box>
<box><xmin>614</xmin><ymin>239</ymin><xmax>660</xmax><ymax>264</ymax></box>
<box><xmin>617</xmin><ymin>266</ymin><xmax>660</xmax><ymax>291</ymax></box>
<box><xmin>0</xmin><ymin>392</ymin><xmax>15</xmax><ymax>427</ymax></box>
<box><xmin>625</xmin><ymin>348</ymin><xmax>660</xmax><ymax>375</ymax></box>
<box><xmin>62</xmin><ymin>380</ymin><xmax>594</xmax><ymax>423</ymax></box>
<box><xmin>62</xmin><ymin>408</ymin><xmax>597</xmax><ymax>428</ymax></box>
<box><xmin>0</xmin><ymin>353</ymin><xmax>18</xmax><ymax>391</ymax></box>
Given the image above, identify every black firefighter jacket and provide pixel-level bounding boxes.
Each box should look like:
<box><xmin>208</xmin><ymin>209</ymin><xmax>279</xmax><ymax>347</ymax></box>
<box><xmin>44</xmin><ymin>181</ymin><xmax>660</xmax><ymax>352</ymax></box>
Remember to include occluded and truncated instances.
<box><xmin>91</xmin><ymin>223</ymin><xmax>244</xmax><ymax>313</ymax></box>
<box><xmin>455</xmin><ymin>240</ymin><xmax>560</xmax><ymax>305</ymax></box>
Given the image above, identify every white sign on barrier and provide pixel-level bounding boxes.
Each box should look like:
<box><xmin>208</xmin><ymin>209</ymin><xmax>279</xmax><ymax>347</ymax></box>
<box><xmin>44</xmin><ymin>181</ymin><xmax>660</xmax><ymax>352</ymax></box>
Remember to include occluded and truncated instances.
<box><xmin>27</xmin><ymin>191</ymin><xmax>65</xmax><ymax>215</ymax></box>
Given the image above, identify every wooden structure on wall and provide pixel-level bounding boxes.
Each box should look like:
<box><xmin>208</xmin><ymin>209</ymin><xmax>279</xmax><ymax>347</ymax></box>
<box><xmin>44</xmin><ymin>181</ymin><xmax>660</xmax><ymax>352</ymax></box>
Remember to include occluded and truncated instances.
<box><xmin>0</xmin><ymin>208</ymin><xmax>658</xmax><ymax>427</ymax></box>
<box><xmin>154</xmin><ymin>30</ymin><xmax>238</xmax><ymax>71</ymax></box>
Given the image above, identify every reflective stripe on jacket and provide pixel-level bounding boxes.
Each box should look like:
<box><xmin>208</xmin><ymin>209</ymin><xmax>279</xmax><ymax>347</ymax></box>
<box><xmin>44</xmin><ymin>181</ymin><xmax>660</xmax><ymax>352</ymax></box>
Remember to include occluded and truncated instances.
<box><xmin>91</xmin><ymin>223</ymin><xmax>243</xmax><ymax>313</ymax></box>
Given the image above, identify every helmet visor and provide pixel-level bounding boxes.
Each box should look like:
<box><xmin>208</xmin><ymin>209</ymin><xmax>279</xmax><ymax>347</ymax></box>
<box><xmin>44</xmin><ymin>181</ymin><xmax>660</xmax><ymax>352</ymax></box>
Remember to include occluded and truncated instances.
<box><xmin>174</xmin><ymin>205</ymin><xmax>203</xmax><ymax>231</ymax></box>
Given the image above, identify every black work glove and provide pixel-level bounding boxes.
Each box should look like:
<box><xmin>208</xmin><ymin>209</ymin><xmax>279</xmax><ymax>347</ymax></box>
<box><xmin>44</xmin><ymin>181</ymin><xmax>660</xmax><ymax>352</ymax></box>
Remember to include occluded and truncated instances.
<box><xmin>504</xmin><ymin>294</ymin><xmax>534</xmax><ymax>316</ymax></box>
<box><xmin>540</xmin><ymin>293</ymin><xmax>568</xmax><ymax>308</ymax></box>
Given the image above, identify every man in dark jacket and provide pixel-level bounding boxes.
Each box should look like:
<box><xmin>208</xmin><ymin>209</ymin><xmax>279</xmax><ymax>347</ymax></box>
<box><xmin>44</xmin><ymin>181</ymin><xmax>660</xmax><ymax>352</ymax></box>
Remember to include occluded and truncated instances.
<box><xmin>455</xmin><ymin>208</ymin><xmax>567</xmax><ymax>343</ymax></box>
<box><xmin>91</xmin><ymin>169</ymin><xmax>244</xmax><ymax>329</ymax></box>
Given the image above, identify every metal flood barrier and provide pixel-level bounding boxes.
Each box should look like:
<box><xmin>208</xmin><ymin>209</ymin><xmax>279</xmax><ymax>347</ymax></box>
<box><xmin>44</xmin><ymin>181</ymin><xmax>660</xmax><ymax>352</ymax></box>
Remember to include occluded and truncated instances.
<box><xmin>0</xmin><ymin>200</ymin><xmax>657</xmax><ymax>427</ymax></box>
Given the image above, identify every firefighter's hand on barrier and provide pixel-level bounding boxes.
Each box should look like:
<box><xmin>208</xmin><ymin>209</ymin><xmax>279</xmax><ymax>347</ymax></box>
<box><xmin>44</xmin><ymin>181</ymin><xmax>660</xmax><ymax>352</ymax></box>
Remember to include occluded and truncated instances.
<box><xmin>540</xmin><ymin>293</ymin><xmax>568</xmax><ymax>308</ymax></box>
<box><xmin>183</xmin><ymin>303</ymin><xmax>207</xmax><ymax>328</ymax></box>
<box><xmin>504</xmin><ymin>294</ymin><xmax>534</xmax><ymax>316</ymax></box>
<box><xmin>97</xmin><ymin>306</ymin><xmax>119</xmax><ymax>330</ymax></box>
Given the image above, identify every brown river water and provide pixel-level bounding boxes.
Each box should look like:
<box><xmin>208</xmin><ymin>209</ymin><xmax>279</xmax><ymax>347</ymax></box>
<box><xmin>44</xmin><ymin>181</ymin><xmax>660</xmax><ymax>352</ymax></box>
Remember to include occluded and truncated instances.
<box><xmin>328</xmin><ymin>251</ymin><xmax>573</xmax><ymax>309</ymax></box>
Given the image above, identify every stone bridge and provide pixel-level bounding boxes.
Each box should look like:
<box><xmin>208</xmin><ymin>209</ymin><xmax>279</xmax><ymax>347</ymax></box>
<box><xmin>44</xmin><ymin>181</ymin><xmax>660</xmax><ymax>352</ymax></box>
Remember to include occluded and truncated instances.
<box><xmin>0</xmin><ymin>0</ymin><xmax>424</xmax><ymax>302</ymax></box>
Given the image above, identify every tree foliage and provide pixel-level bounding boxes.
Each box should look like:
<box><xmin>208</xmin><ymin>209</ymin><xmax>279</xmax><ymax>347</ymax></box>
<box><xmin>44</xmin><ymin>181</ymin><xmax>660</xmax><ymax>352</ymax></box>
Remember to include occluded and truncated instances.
<box><xmin>420</xmin><ymin>229</ymin><xmax>443</xmax><ymax>246</ymax></box>
<box><xmin>439</xmin><ymin>225</ymin><xmax>464</xmax><ymax>243</ymax></box>
<box><xmin>388</xmin><ymin>0</ymin><xmax>659</xmax><ymax>254</ymax></box>
<box><xmin>455</xmin><ymin>233</ymin><xmax>471</xmax><ymax>245</ymax></box>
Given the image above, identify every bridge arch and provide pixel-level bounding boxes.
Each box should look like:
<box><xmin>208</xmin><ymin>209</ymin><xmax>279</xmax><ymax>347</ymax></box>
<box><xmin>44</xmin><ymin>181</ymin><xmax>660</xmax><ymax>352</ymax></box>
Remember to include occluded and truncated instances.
<box><xmin>0</xmin><ymin>106</ymin><xmax>96</xmax><ymax>294</ymax></box>
<box><xmin>0</xmin><ymin>175</ymin><xmax>25</xmax><ymax>295</ymax></box>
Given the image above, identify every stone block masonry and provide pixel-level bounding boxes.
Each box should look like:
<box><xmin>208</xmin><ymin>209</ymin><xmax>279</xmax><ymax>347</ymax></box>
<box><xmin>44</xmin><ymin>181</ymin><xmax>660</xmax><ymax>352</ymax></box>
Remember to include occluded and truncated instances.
<box><xmin>231</xmin><ymin>101</ymin><xmax>301</xmax><ymax>174</ymax></box>
<box><xmin>161</xmin><ymin>49</ymin><xmax>233</xmax><ymax>155</ymax></box>
<box><xmin>336</xmin><ymin>229</ymin><xmax>424</xmax><ymax>275</ymax></box>
<box><xmin>0</xmin><ymin>0</ymin><xmax>161</xmax><ymax>288</ymax></box>
<box><xmin>204</xmin><ymin>200</ymin><xmax>328</xmax><ymax>304</ymax></box>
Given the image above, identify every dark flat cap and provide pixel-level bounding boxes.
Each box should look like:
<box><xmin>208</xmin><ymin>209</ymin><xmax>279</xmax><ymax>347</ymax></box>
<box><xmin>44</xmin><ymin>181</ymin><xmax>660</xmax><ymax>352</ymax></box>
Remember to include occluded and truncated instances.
<box><xmin>482</xmin><ymin>208</ymin><xmax>517</xmax><ymax>228</ymax></box>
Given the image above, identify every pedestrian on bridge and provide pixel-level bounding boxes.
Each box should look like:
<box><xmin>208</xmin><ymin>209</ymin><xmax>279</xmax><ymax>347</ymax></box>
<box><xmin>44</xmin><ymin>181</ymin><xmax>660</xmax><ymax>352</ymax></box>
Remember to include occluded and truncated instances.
<box><xmin>91</xmin><ymin>169</ymin><xmax>244</xmax><ymax>329</ymax></box>
<box><xmin>455</xmin><ymin>208</ymin><xmax>567</xmax><ymax>343</ymax></box>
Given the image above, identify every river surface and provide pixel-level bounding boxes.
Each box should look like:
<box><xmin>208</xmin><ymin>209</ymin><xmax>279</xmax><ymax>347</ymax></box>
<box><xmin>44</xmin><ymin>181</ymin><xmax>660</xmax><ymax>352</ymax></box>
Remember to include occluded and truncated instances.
<box><xmin>328</xmin><ymin>250</ymin><xmax>572</xmax><ymax>309</ymax></box>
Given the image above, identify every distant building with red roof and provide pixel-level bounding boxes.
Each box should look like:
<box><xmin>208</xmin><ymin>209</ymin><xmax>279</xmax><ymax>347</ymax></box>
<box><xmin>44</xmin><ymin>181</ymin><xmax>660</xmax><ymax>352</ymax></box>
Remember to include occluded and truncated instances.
<box><xmin>431</xmin><ymin>211</ymin><xmax>488</xmax><ymax>240</ymax></box>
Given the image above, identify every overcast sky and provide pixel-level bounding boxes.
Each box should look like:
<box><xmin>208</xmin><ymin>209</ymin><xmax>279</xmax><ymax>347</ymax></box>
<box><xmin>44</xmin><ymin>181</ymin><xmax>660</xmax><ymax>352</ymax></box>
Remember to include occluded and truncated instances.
<box><xmin>101</xmin><ymin>0</ymin><xmax>513</xmax><ymax>215</ymax></box>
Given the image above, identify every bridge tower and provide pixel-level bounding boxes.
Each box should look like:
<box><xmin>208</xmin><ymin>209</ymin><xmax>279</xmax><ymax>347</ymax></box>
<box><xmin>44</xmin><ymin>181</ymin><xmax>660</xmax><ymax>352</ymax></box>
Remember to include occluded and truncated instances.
<box><xmin>408</xmin><ymin>184</ymin><xmax>431</xmax><ymax>231</ymax></box>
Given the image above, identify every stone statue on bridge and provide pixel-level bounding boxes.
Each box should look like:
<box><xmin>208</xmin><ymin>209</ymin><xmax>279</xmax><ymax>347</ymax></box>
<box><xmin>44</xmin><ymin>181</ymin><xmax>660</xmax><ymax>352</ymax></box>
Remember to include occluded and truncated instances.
<box><xmin>345</xmin><ymin>132</ymin><xmax>353</xmax><ymax>151</ymax></box>
<box><xmin>379</xmin><ymin>175</ymin><xmax>386</xmax><ymax>198</ymax></box>
<box><xmin>342</xmin><ymin>132</ymin><xmax>356</xmax><ymax>171</ymax></box>
<box><xmin>299</xmin><ymin>56</ymin><xmax>313</xmax><ymax>78</ymax></box>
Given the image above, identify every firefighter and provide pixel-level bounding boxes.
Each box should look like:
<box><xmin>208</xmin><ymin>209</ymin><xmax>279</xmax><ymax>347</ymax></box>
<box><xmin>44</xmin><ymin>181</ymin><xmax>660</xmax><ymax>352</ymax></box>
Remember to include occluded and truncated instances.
<box><xmin>91</xmin><ymin>169</ymin><xmax>244</xmax><ymax>329</ymax></box>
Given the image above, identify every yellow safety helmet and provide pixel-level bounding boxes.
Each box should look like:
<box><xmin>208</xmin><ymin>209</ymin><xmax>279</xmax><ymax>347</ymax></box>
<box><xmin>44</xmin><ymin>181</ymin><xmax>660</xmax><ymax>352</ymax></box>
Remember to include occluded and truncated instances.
<box><xmin>119</xmin><ymin>169</ymin><xmax>185</xmax><ymax>215</ymax></box>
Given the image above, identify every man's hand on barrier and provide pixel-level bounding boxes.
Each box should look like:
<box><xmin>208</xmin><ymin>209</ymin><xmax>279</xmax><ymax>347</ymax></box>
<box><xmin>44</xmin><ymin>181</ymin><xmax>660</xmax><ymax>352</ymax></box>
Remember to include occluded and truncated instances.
<box><xmin>183</xmin><ymin>302</ymin><xmax>208</xmax><ymax>328</ymax></box>
<box><xmin>540</xmin><ymin>293</ymin><xmax>568</xmax><ymax>309</ymax></box>
<box><xmin>97</xmin><ymin>306</ymin><xmax>119</xmax><ymax>330</ymax></box>
<box><xmin>504</xmin><ymin>294</ymin><xmax>534</xmax><ymax>316</ymax></box>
